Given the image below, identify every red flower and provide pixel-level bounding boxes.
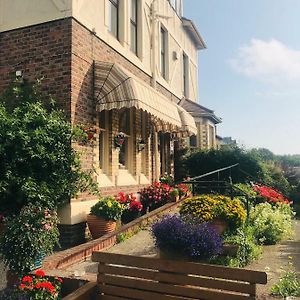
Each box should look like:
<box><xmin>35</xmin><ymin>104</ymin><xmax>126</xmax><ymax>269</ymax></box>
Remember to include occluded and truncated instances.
<box><xmin>35</xmin><ymin>269</ymin><xmax>45</xmax><ymax>277</ymax></box>
<box><xmin>56</xmin><ymin>277</ymin><xmax>63</xmax><ymax>283</ymax></box>
<box><xmin>22</xmin><ymin>276</ymin><xmax>33</xmax><ymax>283</ymax></box>
<box><xmin>19</xmin><ymin>283</ymin><xmax>26</xmax><ymax>290</ymax></box>
<box><xmin>129</xmin><ymin>201</ymin><xmax>143</xmax><ymax>212</ymax></box>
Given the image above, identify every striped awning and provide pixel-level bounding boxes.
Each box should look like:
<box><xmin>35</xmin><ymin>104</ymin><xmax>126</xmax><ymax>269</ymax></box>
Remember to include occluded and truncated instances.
<box><xmin>94</xmin><ymin>61</ymin><xmax>196</xmax><ymax>134</ymax></box>
<box><xmin>177</xmin><ymin>105</ymin><xmax>198</xmax><ymax>135</ymax></box>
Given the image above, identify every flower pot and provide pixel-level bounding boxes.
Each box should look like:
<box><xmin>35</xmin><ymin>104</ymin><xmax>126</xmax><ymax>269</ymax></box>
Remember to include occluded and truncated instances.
<box><xmin>121</xmin><ymin>211</ymin><xmax>141</xmax><ymax>224</ymax></box>
<box><xmin>222</xmin><ymin>243</ymin><xmax>239</xmax><ymax>256</ymax></box>
<box><xmin>210</xmin><ymin>219</ymin><xmax>228</xmax><ymax>235</ymax></box>
<box><xmin>87</xmin><ymin>215</ymin><xmax>116</xmax><ymax>239</ymax></box>
<box><xmin>6</xmin><ymin>270</ymin><xmax>19</xmax><ymax>288</ymax></box>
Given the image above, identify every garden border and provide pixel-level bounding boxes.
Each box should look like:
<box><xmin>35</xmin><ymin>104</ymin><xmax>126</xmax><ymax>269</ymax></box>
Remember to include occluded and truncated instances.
<box><xmin>43</xmin><ymin>198</ymin><xmax>187</xmax><ymax>270</ymax></box>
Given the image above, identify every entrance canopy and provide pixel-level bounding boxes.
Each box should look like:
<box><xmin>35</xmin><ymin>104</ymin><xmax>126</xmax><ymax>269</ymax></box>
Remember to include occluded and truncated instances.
<box><xmin>94</xmin><ymin>61</ymin><xmax>196</xmax><ymax>135</ymax></box>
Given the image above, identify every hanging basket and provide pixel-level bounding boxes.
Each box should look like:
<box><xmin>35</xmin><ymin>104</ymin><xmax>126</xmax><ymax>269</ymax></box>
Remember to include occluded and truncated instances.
<box><xmin>87</xmin><ymin>215</ymin><xmax>117</xmax><ymax>239</ymax></box>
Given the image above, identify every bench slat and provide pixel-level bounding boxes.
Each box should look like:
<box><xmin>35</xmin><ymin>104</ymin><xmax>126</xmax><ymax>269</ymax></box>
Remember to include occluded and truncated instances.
<box><xmin>93</xmin><ymin>252</ymin><xmax>267</xmax><ymax>284</ymax></box>
<box><xmin>98</xmin><ymin>264</ymin><xmax>256</xmax><ymax>295</ymax></box>
<box><xmin>99</xmin><ymin>284</ymin><xmax>192</xmax><ymax>300</ymax></box>
<box><xmin>98</xmin><ymin>274</ymin><xmax>252</xmax><ymax>300</ymax></box>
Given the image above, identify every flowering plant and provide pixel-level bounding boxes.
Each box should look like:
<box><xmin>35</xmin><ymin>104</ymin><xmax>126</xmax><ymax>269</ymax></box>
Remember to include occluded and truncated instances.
<box><xmin>116</xmin><ymin>192</ymin><xmax>143</xmax><ymax>223</ymax></box>
<box><xmin>140</xmin><ymin>182</ymin><xmax>173</xmax><ymax>212</ymax></box>
<box><xmin>253</xmin><ymin>184</ymin><xmax>290</xmax><ymax>205</ymax></box>
<box><xmin>16</xmin><ymin>269</ymin><xmax>63</xmax><ymax>299</ymax></box>
<box><xmin>250</xmin><ymin>202</ymin><xmax>294</xmax><ymax>245</ymax></box>
<box><xmin>179</xmin><ymin>195</ymin><xmax>246</xmax><ymax>229</ymax></box>
<box><xmin>152</xmin><ymin>215</ymin><xmax>222</xmax><ymax>260</ymax></box>
<box><xmin>159</xmin><ymin>173</ymin><xmax>174</xmax><ymax>186</ymax></box>
<box><xmin>0</xmin><ymin>205</ymin><xmax>59</xmax><ymax>275</ymax></box>
<box><xmin>114</xmin><ymin>132</ymin><xmax>126</xmax><ymax>148</ymax></box>
<box><xmin>90</xmin><ymin>196</ymin><xmax>123</xmax><ymax>221</ymax></box>
<box><xmin>175</xmin><ymin>183</ymin><xmax>190</xmax><ymax>198</ymax></box>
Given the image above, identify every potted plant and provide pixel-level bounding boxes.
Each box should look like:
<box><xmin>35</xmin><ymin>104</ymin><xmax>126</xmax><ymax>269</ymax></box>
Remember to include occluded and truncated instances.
<box><xmin>87</xmin><ymin>196</ymin><xmax>123</xmax><ymax>239</ymax></box>
<box><xmin>170</xmin><ymin>188</ymin><xmax>179</xmax><ymax>202</ymax></box>
<box><xmin>0</xmin><ymin>205</ymin><xmax>60</xmax><ymax>284</ymax></box>
<box><xmin>140</xmin><ymin>182</ymin><xmax>172</xmax><ymax>212</ymax></box>
<box><xmin>15</xmin><ymin>269</ymin><xmax>63</xmax><ymax>299</ymax></box>
<box><xmin>116</xmin><ymin>192</ymin><xmax>143</xmax><ymax>224</ymax></box>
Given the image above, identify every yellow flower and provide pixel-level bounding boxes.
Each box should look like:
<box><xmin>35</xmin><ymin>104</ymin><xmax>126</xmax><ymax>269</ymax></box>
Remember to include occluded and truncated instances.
<box><xmin>107</xmin><ymin>201</ymin><xmax>112</xmax><ymax>208</ymax></box>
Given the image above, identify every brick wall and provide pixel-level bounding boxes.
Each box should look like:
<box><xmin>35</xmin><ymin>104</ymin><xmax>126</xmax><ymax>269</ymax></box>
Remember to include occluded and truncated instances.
<box><xmin>0</xmin><ymin>19</ymin><xmax>72</xmax><ymax>116</ymax></box>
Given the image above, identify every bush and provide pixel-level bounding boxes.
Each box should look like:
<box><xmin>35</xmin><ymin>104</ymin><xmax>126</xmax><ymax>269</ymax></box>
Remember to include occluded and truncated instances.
<box><xmin>140</xmin><ymin>182</ymin><xmax>172</xmax><ymax>212</ymax></box>
<box><xmin>271</xmin><ymin>260</ymin><xmax>300</xmax><ymax>298</ymax></box>
<box><xmin>222</xmin><ymin>226</ymin><xmax>262</xmax><ymax>267</ymax></box>
<box><xmin>250</xmin><ymin>202</ymin><xmax>294</xmax><ymax>245</ymax></box>
<box><xmin>152</xmin><ymin>215</ymin><xmax>223</xmax><ymax>260</ymax></box>
<box><xmin>179</xmin><ymin>195</ymin><xmax>246</xmax><ymax>229</ymax></box>
<box><xmin>90</xmin><ymin>196</ymin><xmax>124</xmax><ymax>221</ymax></box>
<box><xmin>0</xmin><ymin>81</ymin><xmax>98</xmax><ymax>215</ymax></box>
<box><xmin>0</xmin><ymin>205</ymin><xmax>59</xmax><ymax>275</ymax></box>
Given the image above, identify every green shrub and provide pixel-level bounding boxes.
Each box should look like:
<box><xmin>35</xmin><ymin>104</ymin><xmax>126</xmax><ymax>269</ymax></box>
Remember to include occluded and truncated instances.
<box><xmin>0</xmin><ymin>81</ymin><xmax>99</xmax><ymax>214</ymax></box>
<box><xmin>90</xmin><ymin>196</ymin><xmax>124</xmax><ymax>221</ymax></box>
<box><xmin>224</xmin><ymin>226</ymin><xmax>262</xmax><ymax>267</ymax></box>
<box><xmin>250</xmin><ymin>203</ymin><xmax>294</xmax><ymax>245</ymax></box>
<box><xmin>271</xmin><ymin>268</ymin><xmax>300</xmax><ymax>297</ymax></box>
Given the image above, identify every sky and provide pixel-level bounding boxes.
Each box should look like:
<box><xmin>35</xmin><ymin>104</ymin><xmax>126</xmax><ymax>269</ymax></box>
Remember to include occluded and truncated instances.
<box><xmin>184</xmin><ymin>0</ymin><xmax>300</xmax><ymax>155</ymax></box>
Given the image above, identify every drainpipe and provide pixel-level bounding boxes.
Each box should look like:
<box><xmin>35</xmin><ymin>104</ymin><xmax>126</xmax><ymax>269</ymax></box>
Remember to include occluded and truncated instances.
<box><xmin>150</xmin><ymin>0</ymin><xmax>157</xmax><ymax>89</ymax></box>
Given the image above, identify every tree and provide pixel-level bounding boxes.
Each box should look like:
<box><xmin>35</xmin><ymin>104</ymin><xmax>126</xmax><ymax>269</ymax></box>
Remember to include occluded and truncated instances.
<box><xmin>184</xmin><ymin>146</ymin><xmax>264</xmax><ymax>184</ymax></box>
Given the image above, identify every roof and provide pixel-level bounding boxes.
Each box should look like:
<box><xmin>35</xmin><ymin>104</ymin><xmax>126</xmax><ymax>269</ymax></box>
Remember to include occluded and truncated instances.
<box><xmin>182</xmin><ymin>17</ymin><xmax>206</xmax><ymax>50</ymax></box>
<box><xmin>179</xmin><ymin>98</ymin><xmax>222</xmax><ymax>124</ymax></box>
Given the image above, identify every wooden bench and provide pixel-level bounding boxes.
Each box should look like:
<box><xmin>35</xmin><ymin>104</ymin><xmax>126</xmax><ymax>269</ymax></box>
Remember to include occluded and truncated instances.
<box><xmin>92</xmin><ymin>252</ymin><xmax>267</xmax><ymax>300</ymax></box>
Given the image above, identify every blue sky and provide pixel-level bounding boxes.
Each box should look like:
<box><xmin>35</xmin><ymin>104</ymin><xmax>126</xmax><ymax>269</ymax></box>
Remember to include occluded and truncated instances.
<box><xmin>184</xmin><ymin>0</ymin><xmax>300</xmax><ymax>155</ymax></box>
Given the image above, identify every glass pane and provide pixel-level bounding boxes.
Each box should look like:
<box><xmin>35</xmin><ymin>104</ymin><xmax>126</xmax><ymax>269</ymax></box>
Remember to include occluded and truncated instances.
<box><xmin>131</xmin><ymin>0</ymin><xmax>137</xmax><ymax>23</ymax></box>
<box><xmin>109</xmin><ymin>1</ymin><xmax>118</xmax><ymax>38</ymax></box>
<box><xmin>130</xmin><ymin>23</ymin><xmax>137</xmax><ymax>54</ymax></box>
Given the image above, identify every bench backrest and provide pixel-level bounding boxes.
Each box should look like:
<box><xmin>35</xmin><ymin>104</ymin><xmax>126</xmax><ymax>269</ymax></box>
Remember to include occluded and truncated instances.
<box><xmin>92</xmin><ymin>252</ymin><xmax>267</xmax><ymax>300</ymax></box>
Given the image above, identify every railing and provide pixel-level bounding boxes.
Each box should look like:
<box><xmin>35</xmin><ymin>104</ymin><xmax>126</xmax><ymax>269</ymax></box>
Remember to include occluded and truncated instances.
<box><xmin>182</xmin><ymin>163</ymin><xmax>252</xmax><ymax>218</ymax></box>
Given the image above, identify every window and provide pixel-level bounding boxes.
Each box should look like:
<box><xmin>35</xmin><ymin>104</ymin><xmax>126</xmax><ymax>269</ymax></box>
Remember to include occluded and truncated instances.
<box><xmin>189</xmin><ymin>135</ymin><xmax>197</xmax><ymax>147</ymax></box>
<box><xmin>160</xmin><ymin>26</ymin><xmax>167</xmax><ymax>79</ymax></box>
<box><xmin>99</xmin><ymin>111</ymin><xmax>109</xmax><ymax>171</ymax></box>
<box><xmin>130</xmin><ymin>0</ymin><xmax>138</xmax><ymax>54</ymax></box>
<box><xmin>183</xmin><ymin>52</ymin><xmax>189</xmax><ymax>97</ymax></box>
<box><xmin>119</xmin><ymin>109</ymin><xmax>131</xmax><ymax>169</ymax></box>
<box><xmin>109</xmin><ymin>0</ymin><xmax>119</xmax><ymax>39</ymax></box>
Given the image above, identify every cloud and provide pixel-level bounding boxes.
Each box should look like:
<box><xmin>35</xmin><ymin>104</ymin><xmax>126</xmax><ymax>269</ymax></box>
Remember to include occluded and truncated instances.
<box><xmin>229</xmin><ymin>39</ymin><xmax>300</xmax><ymax>85</ymax></box>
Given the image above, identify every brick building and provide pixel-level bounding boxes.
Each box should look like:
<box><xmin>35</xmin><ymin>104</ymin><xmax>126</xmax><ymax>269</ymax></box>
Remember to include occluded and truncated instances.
<box><xmin>0</xmin><ymin>0</ymin><xmax>205</xmax><ymax>245</ymax></box>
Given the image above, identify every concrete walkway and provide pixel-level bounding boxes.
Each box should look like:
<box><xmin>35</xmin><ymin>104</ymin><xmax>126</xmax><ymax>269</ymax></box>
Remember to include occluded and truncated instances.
<box><xmin>0</xmin><ymin>261</ymin><xmax>6</xmax><ymax>291</ymax></box>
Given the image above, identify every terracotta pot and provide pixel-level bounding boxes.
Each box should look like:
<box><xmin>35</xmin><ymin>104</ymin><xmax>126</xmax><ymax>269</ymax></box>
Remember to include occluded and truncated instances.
<box><xmin>6</xmin><ymin>270</ymin><xmax>20</xmax><ymax>288</ymax></box>
<box><xmin>87</xmin><ymin>215</ymin><xmax>116</xmax><ymax>239</ymax></box>
<box><xmin>210</xmin><ymin>219</ymin><xmax>228</xmax><ymax>235</ymax></box>
<box><xmin>222</xmin><ymin>243</ymin><xmax>239</xmax><ymax>256</ymax></box>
